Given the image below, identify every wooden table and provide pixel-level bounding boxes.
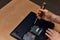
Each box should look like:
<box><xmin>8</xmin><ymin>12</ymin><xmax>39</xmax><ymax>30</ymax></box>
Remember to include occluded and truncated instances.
<box><xmin>0</xmin><ymin>0</ymin><xmax>60</xmax><ymax>40</ymax></box>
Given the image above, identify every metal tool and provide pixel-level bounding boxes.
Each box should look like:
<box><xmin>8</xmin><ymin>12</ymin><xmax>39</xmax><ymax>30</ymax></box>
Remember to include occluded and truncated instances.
<box><xmin>34</xmin><ymin>2</ymin><xmax>47</xmax><ymax>24</ymax></box>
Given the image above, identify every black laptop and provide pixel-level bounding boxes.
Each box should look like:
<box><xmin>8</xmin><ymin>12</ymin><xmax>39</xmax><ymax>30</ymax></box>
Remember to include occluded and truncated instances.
<box><xmin>10</xmin><ymin>12</ymin><xmax>55</xmax><ymax>40</ymax></box>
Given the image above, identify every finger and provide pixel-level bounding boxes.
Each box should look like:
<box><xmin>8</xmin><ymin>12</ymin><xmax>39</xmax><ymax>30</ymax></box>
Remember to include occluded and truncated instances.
<box><xmin>36</xmin><ymin>14</ymin><xmax>41</xmax><ymax>19</ymax></box>
<box><xmin>37</xmin><ymin>8</ymin><xmax>42</xmax><ymax>13</ymax></box>
<box><xmin>46</xmin><ymin>30</ymin><xmax>53</xmax><ymax>36</ymax></box>
<box><xmin>45</xmin><ymin>33</ymin><xmax>52</xmax><ymax>39</ymax></box>
<box><xmin>48</xmin><ymin>28</ymin><xmax>55</xmax><ymax>34</ymax></box>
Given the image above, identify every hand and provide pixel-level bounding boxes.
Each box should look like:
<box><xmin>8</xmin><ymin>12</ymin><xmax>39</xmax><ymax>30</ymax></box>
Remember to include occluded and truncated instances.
<box><xmin>37</xmin><ymin>8</ymin><xmax>54</xmax><ymax>21</ymax></box>
<box><xmin>37</xmin><ymin>8</ymin><xmax>60</xmax><ymax>24</ymax></box>
<box><xmin>45</xmin><ymin>28</ymin><xmax>60</xmax><ymax>40</ymax></box>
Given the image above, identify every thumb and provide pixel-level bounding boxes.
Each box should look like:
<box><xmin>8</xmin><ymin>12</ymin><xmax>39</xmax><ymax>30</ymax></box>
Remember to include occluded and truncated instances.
<box><xmin>39</xmin><ymin>9</ymin><xmax>48</xmax><ymax>13</ymax></box>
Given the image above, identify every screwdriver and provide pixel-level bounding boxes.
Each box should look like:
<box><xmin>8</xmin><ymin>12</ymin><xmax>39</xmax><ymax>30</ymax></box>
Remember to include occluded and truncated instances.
<box><xmin>34</xmin><ymin>2</ymin><xmax>47</xmax><ymax>24</ymax></box>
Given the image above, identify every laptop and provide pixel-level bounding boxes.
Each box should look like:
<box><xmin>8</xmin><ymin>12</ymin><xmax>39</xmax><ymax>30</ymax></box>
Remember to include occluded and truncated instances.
<box><xmin>10</xmin><ymin>12</ymin><xmax>54</xmax><ymax>40</ymax></box>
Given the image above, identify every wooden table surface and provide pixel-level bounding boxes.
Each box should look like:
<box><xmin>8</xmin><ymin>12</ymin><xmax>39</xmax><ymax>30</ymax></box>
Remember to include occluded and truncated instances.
<box><xmin>0</xmin><ymin>0</ymin><xmax>60</xmax><ymax>40</ymax></box>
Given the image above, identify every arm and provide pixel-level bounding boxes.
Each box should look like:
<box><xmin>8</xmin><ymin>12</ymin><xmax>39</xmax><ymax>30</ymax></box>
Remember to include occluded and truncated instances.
<box><xmin>50</xmin><ymin>14</ymin><xmax>60</xmax><ymax>24</ymax></box>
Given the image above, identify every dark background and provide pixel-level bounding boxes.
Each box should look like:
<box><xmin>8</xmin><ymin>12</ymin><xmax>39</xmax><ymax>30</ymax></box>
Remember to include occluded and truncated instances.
<box><xmin>30</xmin><ymin>0</ymin><xmax>60</xmax><ymax>15</ymax></box>
<box><xmin>0</xmin><ymin>0</ymin><xmax>11</xmax><ymax>9</ymax></box>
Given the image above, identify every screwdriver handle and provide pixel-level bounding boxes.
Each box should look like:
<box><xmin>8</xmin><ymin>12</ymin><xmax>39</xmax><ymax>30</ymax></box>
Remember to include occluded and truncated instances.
<box><xmin>39</xmin><ymin>2</ymin><xmax>47</xmax><ymax>17</ymax></box>
<box><xmin>41</xmin><ymin>2</ymin><xmax>47</xmax><ymax>9</ymax></box>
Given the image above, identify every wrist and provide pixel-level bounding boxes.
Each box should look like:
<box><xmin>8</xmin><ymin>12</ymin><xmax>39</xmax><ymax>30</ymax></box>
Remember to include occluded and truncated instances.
<box><xmin>50</xmin><ymin>14</ymin><xmax>58</xmax><ymax>22</ymax></box>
